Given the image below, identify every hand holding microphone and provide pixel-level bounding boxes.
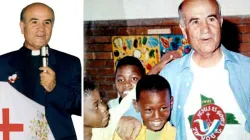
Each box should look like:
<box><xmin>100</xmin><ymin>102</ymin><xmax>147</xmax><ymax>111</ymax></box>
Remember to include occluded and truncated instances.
<box><xmin>40</xmin><ymin>46</ymin><xmax>56</xmax><ymax>93</ymax></box>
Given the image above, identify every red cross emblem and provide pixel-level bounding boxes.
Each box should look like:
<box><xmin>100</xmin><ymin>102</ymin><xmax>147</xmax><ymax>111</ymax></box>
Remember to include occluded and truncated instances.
<box><xmin>0</xmin><ymin>108</ymin><xmax>24</xmax><ymax>140</ymax></box>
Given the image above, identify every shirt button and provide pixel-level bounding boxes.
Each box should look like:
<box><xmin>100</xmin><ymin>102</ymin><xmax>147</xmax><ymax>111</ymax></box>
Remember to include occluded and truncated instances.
<box><xmin>178</xmin><ymin>105</ymin><xmax>181</xmax><ymax>109</ymax></box>
<box><xmin>186</xmin><ymin>82</ymin><xmax>189</xmax><ymax>87</ymax></box>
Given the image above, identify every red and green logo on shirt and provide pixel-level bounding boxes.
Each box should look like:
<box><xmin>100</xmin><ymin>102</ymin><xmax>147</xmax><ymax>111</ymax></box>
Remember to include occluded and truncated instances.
<box><xmin>188</xmin><ymin>95</ymin><xmax>239</xmax><ymax>140</ymax></box>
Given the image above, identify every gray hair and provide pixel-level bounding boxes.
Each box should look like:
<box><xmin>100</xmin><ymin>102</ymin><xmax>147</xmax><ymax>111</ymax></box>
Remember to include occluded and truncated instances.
<box><xmin>20</xmin><ymin>2</ymin><xmax>55</xmax><ymax>24</ymax></box>
<box><xmin>178</xmin><ymin>0</ymin><xmax>221</xmax><ymax>27</ymax></box>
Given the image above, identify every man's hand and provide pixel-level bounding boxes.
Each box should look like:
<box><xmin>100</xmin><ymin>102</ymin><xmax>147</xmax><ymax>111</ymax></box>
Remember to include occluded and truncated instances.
<box><xmin>39</xmin><ymin>66</ymin><xmax>56</xmax><ymax>92</ymax></box>
<box><xmin>148</xmin><ymin>54</ymin><xmax>173</xmax><ymax>75</ymax></box>
<box><xmin>116</xmin><ymin>116</ymin><xmax>142</xmax><ymax>140</ymax></box>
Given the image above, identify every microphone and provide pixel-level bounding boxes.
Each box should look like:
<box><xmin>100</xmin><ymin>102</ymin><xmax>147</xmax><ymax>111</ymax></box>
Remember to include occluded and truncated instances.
<box><xmin>40</xmin><ymin>46</ymin><xmax>49</xmax><ymax>72</ymax></box>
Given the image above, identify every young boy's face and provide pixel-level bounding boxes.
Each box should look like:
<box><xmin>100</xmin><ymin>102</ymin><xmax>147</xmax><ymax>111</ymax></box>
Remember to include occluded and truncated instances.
<box><xmin>115</xmin><ymin>65</ymin><xmax>142</xmax><ymax>99</ymax></box>
<box><xmin>134</xmin><ymin>89</ymin><xmax>173</xmax><ymax>131</ymax></box>
<box><xmin>84</xmin><ymin>89</ymin><xmax>110</xmax><ymax>128</ymax></box>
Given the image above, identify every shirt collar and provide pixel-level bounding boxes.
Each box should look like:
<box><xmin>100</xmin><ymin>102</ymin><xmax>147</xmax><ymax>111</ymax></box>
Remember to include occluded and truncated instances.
<box><xmin>221</xmin><ymin>44</ymin><xmax>237</xmax><ymax>63</ymax></box>
<box><xmin>179</xmin><ymin>44</ymin><xmax>237</xmax><ymax>73</ymax></box>
<box><xmin>20</xmin><ymin>45</ymin><xmax>49</xmax><ymax>57</ymax></box>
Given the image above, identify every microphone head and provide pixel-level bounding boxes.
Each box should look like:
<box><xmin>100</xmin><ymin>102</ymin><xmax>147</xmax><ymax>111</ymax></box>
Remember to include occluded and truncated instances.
<box><xmin>41</xmin><ymin>46</ymin><xmax>49</xmax><ymax>57</ymax></box>
<box><xmin>41</xmin><ymin>46</ymin><xmax>49</xmax><ymax>67</ymax></box>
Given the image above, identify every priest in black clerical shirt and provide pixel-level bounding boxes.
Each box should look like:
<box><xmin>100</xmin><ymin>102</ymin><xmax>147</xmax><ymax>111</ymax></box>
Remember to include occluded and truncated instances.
<box><xmin>22</xmin><ymin>47</ymin><xmax>46</xmax><ymax>105</ymax></box>
<box><xmin>0</xmin><ymin>2</ymin><xmax>81</xmax><ymax>140</ymax></box>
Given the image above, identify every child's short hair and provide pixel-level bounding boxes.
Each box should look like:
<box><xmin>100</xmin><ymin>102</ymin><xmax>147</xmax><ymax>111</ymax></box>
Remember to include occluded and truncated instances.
<box><xmin>116</xmin><ymin>56</ymin><xmax>146</xmax><ymax>76</ymax></box>
<box><xmin>136</xmin><ymin>74</ymin><xmax>171</xmax><ymax>101</ymax></box>
<box><xmin>84</xmin><ymin>77</ymin><xmax>96</xmax><ymax>97</ymax></box>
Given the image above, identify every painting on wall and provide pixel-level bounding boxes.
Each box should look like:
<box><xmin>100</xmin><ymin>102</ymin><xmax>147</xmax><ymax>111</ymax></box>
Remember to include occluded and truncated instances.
<box><xmin>112</xmin><ymin>34</ymin><xmax>191</xmax><ymax>73</ymax></box>
<box><xmin>159</xmin><ymin>34</ymin><xmax>191</xmax><ymax>58</ymax></box>
<box><xmin>112</xmin><ymin>35</ymin><xmax>161</xmax><ymax>73</ymax></box>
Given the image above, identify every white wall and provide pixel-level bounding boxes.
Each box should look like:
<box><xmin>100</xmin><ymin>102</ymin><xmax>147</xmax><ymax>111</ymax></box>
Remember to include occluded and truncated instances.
<box><xmin>0</xmin><ymin>1</ymin><xmax>83</xmax><ymax>139</ymax></box>
<box><xmin>84</xmin><ymin>0</ymin><xmax>250</xmax><ymax>21</ymax></box>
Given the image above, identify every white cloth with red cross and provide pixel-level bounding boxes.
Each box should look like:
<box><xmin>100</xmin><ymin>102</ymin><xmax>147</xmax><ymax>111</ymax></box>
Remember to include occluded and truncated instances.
<box><xmin>0</xmin><ymin>82</ymin><xmax>54</xmax><ymax>140</ymax></box>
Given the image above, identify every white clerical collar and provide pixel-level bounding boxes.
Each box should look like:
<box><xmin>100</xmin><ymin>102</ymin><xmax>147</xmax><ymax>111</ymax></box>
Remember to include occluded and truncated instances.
<box><xmin>31</xmin><ymin>50</ymin><xmax>40</xmax><ymax>56</ymax></box>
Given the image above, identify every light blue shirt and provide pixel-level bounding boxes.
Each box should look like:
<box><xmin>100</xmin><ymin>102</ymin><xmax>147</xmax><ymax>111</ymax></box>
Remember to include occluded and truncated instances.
<box><xmin>160</xmin><ymin>45</ymin><xmax>250</xmax><ymax>140</ymax></box>
<box><xmin>123</xmin><ymin>103</ymin><xmax>143</xmax><ymax>122</ymax></box>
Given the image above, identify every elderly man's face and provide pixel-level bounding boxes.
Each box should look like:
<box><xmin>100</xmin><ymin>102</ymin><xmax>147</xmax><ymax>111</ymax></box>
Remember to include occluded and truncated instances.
<box><xmin>180</xmin><ymin>0</ymin><xmax>223</xmax><ymax>57</ymax></box>
<box><xmin>20</xmin><ymin>4</ymin><xmax>53</xmax><ymax>50</ymax></box>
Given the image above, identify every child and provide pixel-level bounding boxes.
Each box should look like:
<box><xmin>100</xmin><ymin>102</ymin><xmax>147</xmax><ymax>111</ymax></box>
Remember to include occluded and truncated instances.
<box><xmin>84</xmin><ymin>78</ymin><xmax>110</xmax><ymax>140</ymax></box>
<box><xmin>108</xmin><ymin>56</ymin><xmax>146</xmax><ymax>109</ymax></box>
<box><xmin>113</xmin><ymin>74</ymin><xmax>176</xmax><ymax>140</ymax></box>
<box><xmin>84</xmin><ymin>78</ymin><xmax>140</xmax><ymax>140</ymax></box>
<box><xmin>108</xmin><ymin>54</ymin><xmax>173</xmax><ymax>109</ymax></box>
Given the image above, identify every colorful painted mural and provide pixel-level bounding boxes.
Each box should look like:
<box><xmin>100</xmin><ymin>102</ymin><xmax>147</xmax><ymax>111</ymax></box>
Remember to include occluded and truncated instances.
<box><xmin>112</xmin><ymin>35</ymin><xmax>191</xmax><ymax>73</ymax></box>
<box><xmin>159</xmin><ymin>34</ymin><xmax>191</xmax><ymax>58</ymax></box>
<box><xmin>112</xmin><ymin>36</ymin><xmax>160</xmax><ymax>73</ymax></box>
